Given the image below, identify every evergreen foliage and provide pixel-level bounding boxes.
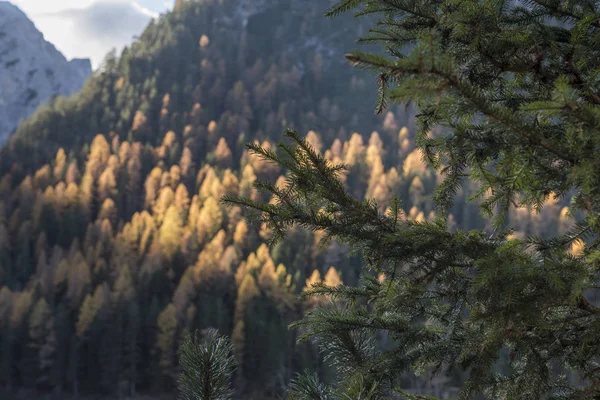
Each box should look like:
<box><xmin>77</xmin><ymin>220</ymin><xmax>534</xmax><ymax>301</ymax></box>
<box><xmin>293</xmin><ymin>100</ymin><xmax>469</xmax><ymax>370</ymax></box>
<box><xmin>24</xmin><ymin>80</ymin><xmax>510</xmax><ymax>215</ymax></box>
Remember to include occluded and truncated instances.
<box><xmin>208</xmin><ymin>0</ymin><xmax>600</xmax><ymax>399</ymax></box>
<box><xmin>1</xmin><ymin>0</ymin><xmax>597</xmax><ymax>398</ymax></box>
<box><xmin>178</xmin><ymin>329</ymin><xmax>236</xmax><ymax>400</ymax></box>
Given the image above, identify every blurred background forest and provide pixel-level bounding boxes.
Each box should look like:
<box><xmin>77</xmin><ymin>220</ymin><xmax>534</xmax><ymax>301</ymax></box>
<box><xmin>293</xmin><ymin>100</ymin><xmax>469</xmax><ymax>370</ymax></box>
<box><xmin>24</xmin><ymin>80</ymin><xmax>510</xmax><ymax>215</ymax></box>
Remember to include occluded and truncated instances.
<box><xmin>0</xmin><ymin>0</ymin><xmax>579</xmax><ymax>399</ymax></box>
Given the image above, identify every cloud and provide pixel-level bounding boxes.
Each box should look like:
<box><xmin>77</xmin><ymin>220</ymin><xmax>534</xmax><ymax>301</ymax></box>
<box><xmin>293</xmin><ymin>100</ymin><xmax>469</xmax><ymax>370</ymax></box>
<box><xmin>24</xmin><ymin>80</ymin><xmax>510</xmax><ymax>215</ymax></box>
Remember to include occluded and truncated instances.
<box><xmin>12</xmin><ymin>0</ymin><xmax>168</xmax><ymax>69</ymax></box>
<box><xmin>132</xmin><ymin>0</ymin><xmax>161</xmax><ymax>18</ymax></box>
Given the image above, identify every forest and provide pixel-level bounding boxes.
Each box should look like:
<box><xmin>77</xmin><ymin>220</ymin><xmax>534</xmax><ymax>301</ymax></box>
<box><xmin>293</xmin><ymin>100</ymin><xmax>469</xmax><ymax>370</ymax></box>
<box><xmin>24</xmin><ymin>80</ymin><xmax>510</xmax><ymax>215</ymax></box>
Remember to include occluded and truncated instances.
<box><xmin>0</xmin><ymin>0</ymin><xmax>594</xmax><ymax>399</ymax></box>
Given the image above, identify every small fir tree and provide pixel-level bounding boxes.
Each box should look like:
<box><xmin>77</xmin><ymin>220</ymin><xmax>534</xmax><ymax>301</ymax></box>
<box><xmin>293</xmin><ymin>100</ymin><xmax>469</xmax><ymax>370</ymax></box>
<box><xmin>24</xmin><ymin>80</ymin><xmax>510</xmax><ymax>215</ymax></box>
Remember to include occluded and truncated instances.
<box><xmin>178</xmin><ymin>329</ymin><xmax>236</xmax><ymax>400</ymax></box>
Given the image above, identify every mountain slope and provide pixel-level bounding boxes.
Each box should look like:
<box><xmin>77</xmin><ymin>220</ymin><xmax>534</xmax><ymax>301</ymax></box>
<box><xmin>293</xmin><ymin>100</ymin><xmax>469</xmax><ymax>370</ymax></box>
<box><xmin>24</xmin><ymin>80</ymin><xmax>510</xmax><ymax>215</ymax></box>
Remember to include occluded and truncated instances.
<box><xmin>0</xmin><ymin>1</ymin><xmax>404</xmax><ymax>397</ymax></box>
<box><xmin>0</xmin><ymin>1</ymin><xmax>573</xmax><ymax>399</ymax></box>
<box><xmin>0</xmin><ymin>0</ymin><xmax>380</xmax><ymax>176</ymax></box>
<box><xmin>0</xmin><ymin>1</ymin><xmax>91</xmax><ymax>145</ymax></box>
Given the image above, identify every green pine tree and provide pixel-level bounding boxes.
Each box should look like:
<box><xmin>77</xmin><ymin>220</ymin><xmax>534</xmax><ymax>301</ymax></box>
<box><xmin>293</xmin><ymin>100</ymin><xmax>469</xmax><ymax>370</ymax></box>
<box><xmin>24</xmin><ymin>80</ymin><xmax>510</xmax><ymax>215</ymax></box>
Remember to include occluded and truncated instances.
<box><xmin>123</xmin><ymin>301</ymin><xmax>141</xmax><ymax>397</ymax></box>
<box><xmin>27</xmin><ymin>299</ymin><xmax>55</xmax><ymax>389</ymax></box>
<box><xmin>179</xmin><ymin>0</ymin><xmax>600</xmax><ymax>399</ymax></box>
<box><xmin>178</xmin><ymin>329</ymin><xmax>236</xmax><ymax>400</ymax></box>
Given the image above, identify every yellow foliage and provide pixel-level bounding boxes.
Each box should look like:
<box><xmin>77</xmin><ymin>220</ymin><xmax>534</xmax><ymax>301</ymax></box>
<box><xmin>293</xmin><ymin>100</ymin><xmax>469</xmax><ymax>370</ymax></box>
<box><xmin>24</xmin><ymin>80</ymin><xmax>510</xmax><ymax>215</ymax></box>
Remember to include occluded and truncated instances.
<box><xmin>415</xmin><ymin>211</ymin><xmax>425</xmax><ymax>223</ymax></box>
<box><xmin>174</xmin><ymin>184</ymin><xmax>190</xmax><ymax>211</ymax></box>
<box><xmin>144</xmin><ymin>167</ymin><xmax>163</xmax><ymax>208</ymax></box>
<box><xmin>115</xmin><ymin>77</ymin><xmax>125</xmax><ymax>90</ymax></box>
<box><xmin>274</xmin><ymin>175</ymin><xmax>287</xmax><ymax>191</ymax></box>
<box><xmin>240</xmin><ymin>164</ymin><xmax>257</xmax><ymax>198</ymax></box>
<box><xmin>54</xmin><ymin>148</ymin><xmax>67</xmax><ymax>180</ymax></box>
<box><xmin>330</xmin><ymin>138</ymin><xmax>343</xmax><ymax>158</ymax></box>
<box><xmin>199</xmin><ymin>34</ymin><xmax>210</xmax><ymax>49</ymax></box>
<box><xmin>194</xmin><ymin>230</ymin><xmax>227</xmax><ymax>283</ymax></box>
<box><xmin>303</xmin><ymin>269</ymin><xmax>321</xmax><ymax>292</ymax></box>
<box><xmin>159</xmin><ymin>205</ymin><xmax>183</xmax><ymax>259</ymax></box>
<box><xmin>408</xmin><ymin>206</ymin><xmax>419</xmax><ymax>220</ymax></box>
<box><xmin>368</xmin><ymin>131</ymin><xmax>383</xmax><ymax>151</ymax></box>
<box><xmin>132</xmin><ymin>110</ymin><xmax>148</xmax><ymax>132</ymax></box>
<box><xmin>259</xmin><ymin>221</ymin><xmax>271</xmax><ymax>240</ymax></box>
<box><xmin>98</xmin><ymin>167</ymin><xmax>117</xmax><ymax>202</ymax></box>
<box><xmin>98</xmin><ymin>198</ymin><xmax>117</xmax><ymax>223</ymax></box>
<box><xmin>179</xmin><ymin>147</ymin><xmax>193</xmax><ymax>177</ymax></box>
<box><xmin>233</xmin><ymin>220</ymin><xmax>248</xmax><ymax>248</ymax></box>
<box><xmin>198</xmin><ymin>167</ymin><xmax>219</xmax><ymax>200</ymax></box>
<box><xmin>343</xmin><ymin>133</ymin><xmax>364</xmax><ymax>166</ymax></box>
<box><xmin>305</xmin><ymin>130</ymin><xmax>323</xmax><ymax>153</ymax></box>
<box><xmin>222</xmin><ymin>169</ymin><xmax>240</xmax><ymax>197</ymax></box>
<box><xmin>403</xmin><ymin>149</ymin><xmax>428</xmax><ymax>177</ymax></box>
<box><xmin>258</xmin><ymin>258</ymin><xmax>277</xmax><ymax>290</ymax></box>
<box><xmin>196</xmin><ymin>196</ymin><xmax>223</xmax><ymax>243</ymax></box>
<box><xmin>383</xmin><ymin>112</ymin><xmax>399</xmax><ymax>133</ymax></box>
<box><xmin>89</xmin><ymin>134</ymin><xmax>111</xmax><ymax>163</ymax></box>
<box><xmin>569</xmin><ymin>240</ymin><xmax>585</xmax><ymax>257</ymax></box>
<box><xmin>169</xmin><ymin>165</ymin><xmax>181</xmax><ymax>188</ymax></box>
<box><xmin>324</xmin><ymin>267</ymin><xmax>342</xmax><ymax>287</ymax></box>
<box><xmin>207</xmin><ymin>120</ymin><xmax>217</xmax><ymax>134</ymax></box>
<box><xmin>559</xmin><ymin>207</ymin><xmax>574</xmax><ymax>234</ymax></box>
<box><xmin>544</xmin><ymin>191</ymin><xmax>559</xmax><ymax>206</ymax></box>
<box><xmin>162</xmin><ymin>131</ymin><xmax>177</xmax><ymax>148</ymax></box>
<box><xmin>399</xmin><ymin>126</ymin><xmax>409</xmax><ymax>141</ymax></box>
<box><xmin>235</xmin><ymin>274</ymin><xmax>259</xmax><ymax>319</ymax></box>
<box><xmin>215</xmin><ymin>138</ymin><xmax>233</xmax><ymax>168</ymax></box>
<box><xmin>153</xmin><ymin>186</ymin><xmax>174</xmax><ymax>224</ymax></box>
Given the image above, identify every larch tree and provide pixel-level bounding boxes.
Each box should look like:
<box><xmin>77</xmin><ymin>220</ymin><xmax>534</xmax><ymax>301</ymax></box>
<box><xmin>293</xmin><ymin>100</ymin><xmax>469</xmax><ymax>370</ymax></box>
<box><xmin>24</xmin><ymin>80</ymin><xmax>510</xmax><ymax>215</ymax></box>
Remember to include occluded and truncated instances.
<box><xmin>214</xmin><ymin>138</ymin><xmax>233</xmax><ymax>169</ymax></box>
<box><xmin>65</xmin><ymin>161</ymin><xmax>80</xmax><ymax>185</ymax></box>
<box><xmin>53</xmin><ymin>148</ymin><xmax>67</xmax><ymax>181</ymax></box>
<box><xmin>159</xmin><ymin>205</ymin><xmax>184</xmax><ymax>260</ymax></box>
<box><xmin>196</xmin><ymin>197</ymin><xmax>223</xmax><ymax>244</ymax></box>
<box><xmin>181</xmin><ymin>0</ymin><xmax>600</xmax><ymax>399</ymax></box>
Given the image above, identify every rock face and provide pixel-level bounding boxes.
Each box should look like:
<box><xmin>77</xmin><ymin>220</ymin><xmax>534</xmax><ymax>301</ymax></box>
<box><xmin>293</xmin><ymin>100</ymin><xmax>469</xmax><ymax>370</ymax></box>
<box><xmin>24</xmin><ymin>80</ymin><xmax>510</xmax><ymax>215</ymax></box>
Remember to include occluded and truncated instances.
<box><xmin>0</xmin><ymin>1</ymin><xmax>91</xmax><ymax>145</ymax></box>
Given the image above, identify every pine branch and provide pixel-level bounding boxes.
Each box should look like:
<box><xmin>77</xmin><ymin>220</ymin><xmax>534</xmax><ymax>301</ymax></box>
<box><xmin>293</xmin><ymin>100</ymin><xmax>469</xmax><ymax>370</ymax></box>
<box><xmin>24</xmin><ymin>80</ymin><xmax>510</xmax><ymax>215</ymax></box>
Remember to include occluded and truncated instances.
<box><xmin>529</xmin><ymin>0</ymin><xmax>600</xmax><ymax>29</ymax></box>
<box><xmin>178</xmin><ymin>329</ymin><xmax>237</xmax><ymax>400</ymax></box>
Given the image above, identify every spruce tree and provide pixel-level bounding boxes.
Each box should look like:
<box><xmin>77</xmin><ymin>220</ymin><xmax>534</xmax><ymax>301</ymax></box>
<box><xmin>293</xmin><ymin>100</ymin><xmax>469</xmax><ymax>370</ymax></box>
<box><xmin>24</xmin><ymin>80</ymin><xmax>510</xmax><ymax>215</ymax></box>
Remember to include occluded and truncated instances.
<box><xmin>179</xmin><ymin>0</ymin><xmax>600</xmax><ymax>399</ymax></box>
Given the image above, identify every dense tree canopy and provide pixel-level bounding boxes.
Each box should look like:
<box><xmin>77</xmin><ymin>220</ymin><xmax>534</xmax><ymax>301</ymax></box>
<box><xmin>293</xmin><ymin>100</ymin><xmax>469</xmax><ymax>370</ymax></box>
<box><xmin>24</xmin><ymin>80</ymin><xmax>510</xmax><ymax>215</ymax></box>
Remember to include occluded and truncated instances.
<box><xmin>1</xmin><ymin>0</ymin><xmax>596</xmax><ymax>399</ymax></box>
<box><xmin>0</xmin><ymin>1</ymin><xmax>428</xmax><ymax>398</ymax></box>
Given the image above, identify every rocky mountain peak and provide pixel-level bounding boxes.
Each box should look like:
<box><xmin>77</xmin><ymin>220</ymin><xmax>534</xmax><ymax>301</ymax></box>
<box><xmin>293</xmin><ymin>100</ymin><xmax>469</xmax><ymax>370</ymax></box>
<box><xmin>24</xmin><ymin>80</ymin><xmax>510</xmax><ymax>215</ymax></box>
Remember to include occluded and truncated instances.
<box><xmin>0</xmin><ymin>1</ymin><xmax>91</xmax><ymax>145</ymax></box>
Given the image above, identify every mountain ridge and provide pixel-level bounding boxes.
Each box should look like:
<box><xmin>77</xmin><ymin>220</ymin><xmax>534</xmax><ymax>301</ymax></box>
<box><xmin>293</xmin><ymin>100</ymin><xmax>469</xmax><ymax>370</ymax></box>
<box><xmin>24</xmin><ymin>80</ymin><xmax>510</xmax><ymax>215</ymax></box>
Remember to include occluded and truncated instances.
<box><xmin>0</xmin><ymin>1</ymin><xmax>91</xmax><ymax>145</ymax></box>
<box><xmin>0</xmin><ymin>0</ymin><xmax>380</xmax><ymax>177</ymax></box>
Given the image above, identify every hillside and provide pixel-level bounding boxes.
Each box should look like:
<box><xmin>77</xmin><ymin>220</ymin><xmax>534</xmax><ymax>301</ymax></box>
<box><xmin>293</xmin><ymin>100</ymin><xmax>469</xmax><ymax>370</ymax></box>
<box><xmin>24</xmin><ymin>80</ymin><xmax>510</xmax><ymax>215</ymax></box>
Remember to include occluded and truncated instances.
<box><xmin>0</xmin><ymin>0</ymin><xmax>381</xmax><ymax>176</ymax></box>
<box><xmin>0</xmin><ymin>1</ymin><xmax>91</xmax><ymax>145</ymax></box>
<box><xmin>0</xmin><ymin>0</ymin><xmax>577</xmax><ymax>399</ymax></box>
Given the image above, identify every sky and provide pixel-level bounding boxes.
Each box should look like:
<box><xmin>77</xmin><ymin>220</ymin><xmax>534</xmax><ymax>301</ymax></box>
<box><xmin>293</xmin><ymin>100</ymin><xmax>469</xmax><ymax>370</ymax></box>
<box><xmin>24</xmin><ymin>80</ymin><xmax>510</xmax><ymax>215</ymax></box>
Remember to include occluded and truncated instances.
<box><xmin>12</xmin><ymin>0</ymin><xmax>175</xmax><ymax>69</ymax></box>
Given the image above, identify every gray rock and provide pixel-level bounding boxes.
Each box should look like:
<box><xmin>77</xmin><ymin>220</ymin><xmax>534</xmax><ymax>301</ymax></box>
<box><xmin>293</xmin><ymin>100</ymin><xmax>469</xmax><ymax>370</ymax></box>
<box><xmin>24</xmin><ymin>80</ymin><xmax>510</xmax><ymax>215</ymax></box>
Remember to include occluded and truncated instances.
<box><xmin>0</xmin><ymin>1</ymin><xmax>91</xmax><ymax>145</ymax></box>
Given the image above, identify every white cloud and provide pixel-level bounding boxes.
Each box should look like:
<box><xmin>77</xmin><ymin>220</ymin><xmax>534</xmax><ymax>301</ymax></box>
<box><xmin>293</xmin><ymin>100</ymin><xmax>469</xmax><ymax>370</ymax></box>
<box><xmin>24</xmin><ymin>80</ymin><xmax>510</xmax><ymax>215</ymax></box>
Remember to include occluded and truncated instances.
<box><xmin>11</xmin><ymin>0</ymin><xmax>174</xmax><ymax>69</ymax></box>
<box><xmin>133</xmin><ymin>1</ymin><xmax>160</xmax><ymax>18</ymax></box>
